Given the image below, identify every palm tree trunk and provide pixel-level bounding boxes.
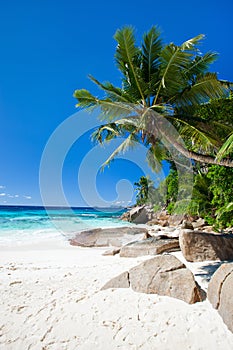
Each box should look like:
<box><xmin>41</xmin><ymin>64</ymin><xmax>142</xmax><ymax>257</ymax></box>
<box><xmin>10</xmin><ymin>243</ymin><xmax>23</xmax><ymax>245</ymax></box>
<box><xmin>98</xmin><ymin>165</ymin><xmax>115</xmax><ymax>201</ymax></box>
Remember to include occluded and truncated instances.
<box><xmin>168</xmin><ymin>137</ymin><xmax>233</xmax><ymax>167</ymax></box>
<box><xmin>145</xmin><ymin>111</ymin><xmax>233</xmax><ymax>167</ymax></box>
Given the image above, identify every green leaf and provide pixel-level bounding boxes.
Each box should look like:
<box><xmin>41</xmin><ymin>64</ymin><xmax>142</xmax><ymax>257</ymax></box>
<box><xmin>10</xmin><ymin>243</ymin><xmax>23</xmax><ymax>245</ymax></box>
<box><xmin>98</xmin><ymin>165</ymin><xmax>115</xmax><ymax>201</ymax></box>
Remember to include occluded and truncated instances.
<box><xmin>216</xmin><ymin>132</ymin><xmax>233</xmax><ymax>160</ymax></box>
<box><xmin>101</xmin><ymin>133</ymin><xmax>138</xmax><ymax>169</ymax></box>
<box><xmin>73</xmin><ymin>89</ymin><xmax>98</xmax><ymax>109</ymax></box>
<box><xmin>114</xmin><ymin>27</ymin><xmax>146</xmax><ymax>104</ymax></box>
<box><xmin>141</xmin><ymin>26</ymin><xmax>162</xmax><ymax>89</ymax></box>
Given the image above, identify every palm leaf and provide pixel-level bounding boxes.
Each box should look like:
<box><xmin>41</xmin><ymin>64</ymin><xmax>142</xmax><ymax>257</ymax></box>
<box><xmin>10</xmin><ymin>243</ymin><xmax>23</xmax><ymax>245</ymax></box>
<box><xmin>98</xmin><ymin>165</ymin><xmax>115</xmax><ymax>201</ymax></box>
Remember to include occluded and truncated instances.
<box><xmin>97</xmin><ymin>100</ymin><xmax>135</xmax><ymax>121</ymax></box>
<box><xmin>101</xmin><ymin>133</ymin><xmax>139</xmax><ymax>169</ymax></box>
<box><xmin>170</xmin><ymin>118</ymin><xmax>219</xmax><ymax>152</ymax></box>
<box><xmin>141</xmin><ymin>26</ymin><xmax>162</xmax><ymax>87</ymax></box>
<box><xmin>184</xmin><ymin>52</ymin><xmax>218</xmax><ymax>78</ymax></box>
<box><xmin>169</xmin><ymin>115</ymin><xmax>222</xmax><ymax>149</ymax></box>
<box><xmin>73</xmin><ymin>89</ymin><xmax>98</xmax><ymax>109</ymax></box>
<box><xmin>114</xmin><ymin>27</ymin><xmax>146</xmax><ymax>104</ymax></box>
<box><xmin>216</xmin><ymin>132</ymin><xmax>233</xmax><ymax>160</ymax></box>
<box><xmin>91</xmin><ymin>124</ymin><xmax>121</xmax><ymax>144</ymax></box>
<box><xmin>174</xmin><ymin>73</ymin><xmax>228</xmax><ymax>108</ymax></box>
<box><xmin>88</xmin><ymin>75</ymin><xmax>134</xmax><ymax>102</ymax></box>
<box><xmin>180</xmin><ymin>34</ymin><xmax>204</xmax><ymax>51</ymax></box>
<box><xmin>153</xmin><ymin>35</ymin><xmax>204</xmax><ymax>104</ymax></box>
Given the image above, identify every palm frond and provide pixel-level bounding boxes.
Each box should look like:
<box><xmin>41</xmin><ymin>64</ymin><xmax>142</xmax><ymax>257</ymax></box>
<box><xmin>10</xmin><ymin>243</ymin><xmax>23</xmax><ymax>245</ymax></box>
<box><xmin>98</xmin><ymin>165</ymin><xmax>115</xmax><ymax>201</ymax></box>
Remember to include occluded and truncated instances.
<box><xmin>169</xmin><ymin>116</ymin><xmax>220</xmax><ymax>152</ymax></box>
<box><xmin>88</xmin><ymin>75</ymin><xmax>133</xmax><ymax>102</ymax></box>
<box><xmin>101</xmin><ymin>133</ymin><xmax>139</xmax><ymax>169</ymax></box>
<box><xmin>146</xmin><ymin>144</ymin><xmax>165</xmax><ymax>173</ymax></box>
<box><xmin>97</xmin><ymin>100</ymin><xmax>135</xmax><ymax>121</ymax></box>
<box><xmin>141</xmin><ymin>26</ymin><xmax>162</xmax><ymax>86</ymax></box>
<box><xmin>114</xmin><ymin>27</ymin><xmax>146</xmax><ymax>104</ymax></box>
<box><xmin>216</xmin><ymin>132</ymin><xmax>233</xmax><ymax>160</ymax></box>
<box><xmin>91</xmin><ymin>124</ymin><xmax>121</xmax><ymax>144</ymax></box>
<box><xmin>180</xmin><ymin>34</ymin><xmax>204</xmax><ymax>51</ymax></box>
<box><xmin>184</xmin><ymin>52</ymin><xmax>218</xmax><ymax>78</ymax></box>
<box><xmin>153</xmin><ymin>44</ymin><xmax>190</xmax><ymax>103</ymax></box>
<box><xmin>73</xmin><ymin>89</ymin><xmax>98</xmax><ymax>109</ymax></box>
<box><xmin>176</xmin><ymin>125</ymin><xmax>217</xmax><ymax>152</ymax></box>
<box><xmin>174</xmin><ymin>73</ymin><xmax>228</xmax><ymax>108</ymax></box>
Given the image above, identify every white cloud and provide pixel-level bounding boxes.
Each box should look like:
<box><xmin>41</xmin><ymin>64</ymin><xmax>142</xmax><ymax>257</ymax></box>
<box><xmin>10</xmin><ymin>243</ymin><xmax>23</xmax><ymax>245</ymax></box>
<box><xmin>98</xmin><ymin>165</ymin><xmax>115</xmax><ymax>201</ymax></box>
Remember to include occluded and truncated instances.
<box><xmin>0</xmin><ymin>193</ymin><xmax>6</xmax><ymax>196</ymax></box>
<box><xmin>15</xmin><ymin>195</ymin><xmax>19</xmax><ymax>198</ymax></box>
<box><xmin>7</xmin><ymin>194</ymin><xmax>14</xmax><ymax>198</ymax></box>
<box><xmin>0</xmin><ymin>185</ymin><xmax>5</xmax><ymax>189</ymax></box>
<box><xmin>23</xmin><ymin>195</ymin><xmax>32</xmax><ymax>200</ymax></box>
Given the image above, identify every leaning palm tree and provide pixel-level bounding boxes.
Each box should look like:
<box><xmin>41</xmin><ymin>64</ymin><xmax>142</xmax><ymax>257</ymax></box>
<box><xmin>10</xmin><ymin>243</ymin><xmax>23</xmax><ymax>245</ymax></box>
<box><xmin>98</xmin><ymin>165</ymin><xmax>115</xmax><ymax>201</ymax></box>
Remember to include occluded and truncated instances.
<box><xmin>74</xmin><ymin>26</ymin><xmax>233</xmax><ymax>168</ymax></box>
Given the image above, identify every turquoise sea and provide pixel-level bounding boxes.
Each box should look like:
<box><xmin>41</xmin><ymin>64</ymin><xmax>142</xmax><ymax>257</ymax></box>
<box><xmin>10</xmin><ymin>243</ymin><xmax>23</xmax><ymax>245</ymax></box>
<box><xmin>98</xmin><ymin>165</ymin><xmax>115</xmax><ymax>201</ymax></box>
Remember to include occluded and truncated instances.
<box><xmin>0</xmin><ymin>205</ymin><xmax>129</xmax><ymax>247</ymax></box>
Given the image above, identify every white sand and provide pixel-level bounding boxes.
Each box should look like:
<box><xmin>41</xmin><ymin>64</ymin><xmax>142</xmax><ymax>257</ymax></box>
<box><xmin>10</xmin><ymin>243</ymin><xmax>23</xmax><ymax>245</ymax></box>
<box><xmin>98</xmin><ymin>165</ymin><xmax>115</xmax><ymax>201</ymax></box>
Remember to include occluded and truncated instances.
<box><xmin>1</xmin><ymin>240</ymin><xmax>233</xmax><ymax>350</ymax></box>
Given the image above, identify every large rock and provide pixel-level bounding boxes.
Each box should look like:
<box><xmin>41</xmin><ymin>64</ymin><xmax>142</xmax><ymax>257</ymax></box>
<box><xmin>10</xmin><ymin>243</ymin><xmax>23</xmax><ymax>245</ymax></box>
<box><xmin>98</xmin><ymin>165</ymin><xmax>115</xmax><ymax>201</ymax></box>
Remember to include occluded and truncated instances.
<box><xmin>179</xmin><ymin>230</ymin><xmax>233</xmax><ymax>262</ymax></box>
<box><xmin>101</xmin><ymin>271</ymin><xmax>130</xmax><ymax>290</ymax></box>
<box><xmin>192</xmin><ymin>218</ymin><xmax>206</xmax><ymax>229</ymax></box>
<box><xmin>120</xmin><ymin>206</ymin><xmax>150</xmax><ymax>224</ymax></box>
<box><xmin>69</xmin><ymin>226</ymin><xmax>148</xmax><ymax>247</ymax></box>
<box><xmin>168</xmin><ymin>214</ymin><xmax>187</xmax><ymax>227</ymax></box>
<box><xmin>208</xmin><ymin>263</ymin><xmax>233</xmax><ymax>333</ymax></box>
<box><xmin>119</xmin><ymin>236</ymin><xmax>180</xmax><ymax>258</ymax></box>
<box><xmin>102</xmin><ymin>255</ymin><xmax>204</xmax><ymax>304</ymax></box>
<box><xmin>129</xmin><ymin>206</ymin><xmax>150</xmax><ymax>224</ymax></box>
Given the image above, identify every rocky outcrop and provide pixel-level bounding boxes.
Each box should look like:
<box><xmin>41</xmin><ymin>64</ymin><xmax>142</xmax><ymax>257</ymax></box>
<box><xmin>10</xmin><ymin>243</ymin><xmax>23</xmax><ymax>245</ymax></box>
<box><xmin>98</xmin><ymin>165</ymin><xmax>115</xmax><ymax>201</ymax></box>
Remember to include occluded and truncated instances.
<box><xmin>69</xmin><ymin>227</ymin><xmax>148</xmax><ymax>247</ymax></box>
<box><xmin>179</xmin><ymin>230</ymin><xmax>233</xmax><ymax>262</ymax></box>
<box><xmin>121</xmin><ymin>206</ymin><xmax>216</xmax><ymax>233</ymax></box>
<box><xmin>181</xmin><ymin>220</ymin><xmax>194</xmax><ymax>230</ymax></box>
<box><xmin>168</xmin><ymin>214</ymin><xmax>187</xmax><ymax>227</ymax></box>
<box><xmin>192</xmin><ymin>218</ymin><xmax>206</xmax><ymax>229</ymax></box>
<box><xmin>102</xmin><ymin>254</ymin><xmax>204</xmax><ymax>304</ymax></box>
<box><xmin>119</xmin><ymin>236</ymin><xmax>180</xmax><ymax>257</ymax></box>
<box><xmin>121</xmin><ymin>206</ymin><xmax>150</xmax><ymax>224</ymax></box>
<box><xmin>208</xmin><ymin>263</ymin><xmax>233</xmax><ymax>333</ymax></box>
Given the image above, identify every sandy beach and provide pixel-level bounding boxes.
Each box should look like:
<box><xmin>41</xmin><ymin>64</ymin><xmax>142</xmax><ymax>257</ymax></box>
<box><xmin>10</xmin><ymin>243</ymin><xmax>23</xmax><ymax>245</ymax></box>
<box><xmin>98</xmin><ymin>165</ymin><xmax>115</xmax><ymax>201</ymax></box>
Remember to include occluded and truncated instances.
<box><xmin>1</xmin><ymin>239</ymin><xmax>233</xmax><ymax>350</ymax></box>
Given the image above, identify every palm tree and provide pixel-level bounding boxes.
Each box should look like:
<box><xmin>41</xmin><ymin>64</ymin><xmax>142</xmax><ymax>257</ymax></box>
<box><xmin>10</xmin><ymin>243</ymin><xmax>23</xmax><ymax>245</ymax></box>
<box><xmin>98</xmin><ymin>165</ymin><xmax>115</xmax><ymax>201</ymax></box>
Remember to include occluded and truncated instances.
<box><xmin>74</xmin><ymin>26</ymin><xmax>233</xmax><ymax>168</ymax></box>
<box><xmin>134</xmin><ymin>176</ymin><xmax>155</xmax><ymax>205</ymax></box>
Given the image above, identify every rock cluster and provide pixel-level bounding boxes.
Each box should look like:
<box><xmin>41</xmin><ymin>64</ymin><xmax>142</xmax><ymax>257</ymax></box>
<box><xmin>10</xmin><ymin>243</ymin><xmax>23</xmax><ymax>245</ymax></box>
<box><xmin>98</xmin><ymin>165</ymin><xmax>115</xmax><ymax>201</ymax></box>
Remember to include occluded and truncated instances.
<box><xmin>179</xmin><ymin>230</ymin><xmax>233</xmax><ymax>262</ymax></box>
<box><xmin>101</xmin><ymin>254</ymin><xmax>204</xmax><ymax>304</ymax></box>
<box><xmin>121</xmin><ymin>206</ymin><xmax>210</xmax><ymax>231</ymax></box>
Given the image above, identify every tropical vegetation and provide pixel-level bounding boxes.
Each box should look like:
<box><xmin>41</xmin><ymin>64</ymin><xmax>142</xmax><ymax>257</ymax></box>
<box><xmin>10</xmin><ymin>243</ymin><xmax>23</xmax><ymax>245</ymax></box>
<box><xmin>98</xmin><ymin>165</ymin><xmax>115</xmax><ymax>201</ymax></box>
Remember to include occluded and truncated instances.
<box><xmin>74</xmin><ymin>26</ymin><xmax>233</xmax><ymax>168</ymax></box>
<box><xmin>73</xmin><ymin>25</ymin><xmax>233</xmax><ymax>228</ymax></box>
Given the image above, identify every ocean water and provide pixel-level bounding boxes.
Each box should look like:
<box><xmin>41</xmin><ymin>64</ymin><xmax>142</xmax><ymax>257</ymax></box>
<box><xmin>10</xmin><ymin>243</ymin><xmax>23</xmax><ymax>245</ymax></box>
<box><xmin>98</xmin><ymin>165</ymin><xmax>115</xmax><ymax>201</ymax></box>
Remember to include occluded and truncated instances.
<box><xmin>0</xmin><ymin>205</ymin><xmax>130</xmax><ymax>247</ymax></box>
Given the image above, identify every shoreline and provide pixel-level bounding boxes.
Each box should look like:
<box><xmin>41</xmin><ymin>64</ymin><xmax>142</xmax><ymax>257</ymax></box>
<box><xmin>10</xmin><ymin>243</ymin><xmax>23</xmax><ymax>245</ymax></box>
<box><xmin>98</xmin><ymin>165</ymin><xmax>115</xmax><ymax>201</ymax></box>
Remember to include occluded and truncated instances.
<box><xmin>1</xmin><ymin>240</ymin><xmax>233</xmax><ymax>349</ymax></box>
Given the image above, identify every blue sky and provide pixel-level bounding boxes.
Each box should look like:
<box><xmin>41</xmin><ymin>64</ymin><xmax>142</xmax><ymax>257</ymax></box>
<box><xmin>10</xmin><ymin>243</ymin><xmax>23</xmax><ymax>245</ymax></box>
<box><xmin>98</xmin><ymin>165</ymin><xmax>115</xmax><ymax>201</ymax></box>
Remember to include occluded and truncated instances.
<box><xmin>0</xmin><ymin>0</ymin><xmax>233</xmax><ymax>207</ymax></box>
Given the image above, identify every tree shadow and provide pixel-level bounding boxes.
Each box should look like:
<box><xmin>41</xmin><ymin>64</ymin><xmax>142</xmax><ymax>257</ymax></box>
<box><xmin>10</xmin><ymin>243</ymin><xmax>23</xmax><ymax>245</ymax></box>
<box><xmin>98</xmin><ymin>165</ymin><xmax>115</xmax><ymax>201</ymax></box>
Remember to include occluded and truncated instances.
<box><xmin>195</xmin><ymin>260</ymin><xmax>233</xmax><ymax>283</ymax></box>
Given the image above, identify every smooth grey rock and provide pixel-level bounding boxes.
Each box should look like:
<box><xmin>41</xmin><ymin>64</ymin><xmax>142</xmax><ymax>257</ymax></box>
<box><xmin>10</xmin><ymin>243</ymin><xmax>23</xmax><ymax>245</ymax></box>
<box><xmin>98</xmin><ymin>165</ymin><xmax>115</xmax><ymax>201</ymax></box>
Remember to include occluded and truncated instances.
<box><xmin>120</xmin><ymin>237</ymin><xmax>180</xmax><ymax>258</ymax></box>
<box><xmin>179</xmin><ymin>230</ymin><xmax>233</xmax><ymax>262</ymax></box>
<box><xmin>69</xmin><ymin>227</ymin><xmax>148</xmax><ymax>247</ymax></box>
<box><xmin>101</xmin><ymin>271</ymin><xmax>130</xmax><ymax>290</ymax></box>
<box><xmin>102</xmin><ymin>248</ymin><xmax>121</xmax><ymax>256</ymax></box>
<box><xmin>192</xmin><ymin>218</ymin><xmax>206</xmax><ymax>229</ymax></box>
<box><xmin>129</xmin><ymin>206</ymin><xmax>150</xmax><ymax>224</ymax></box>
<box><xmin>102</xmin><ymin>255</ymin><xmax>204</xmax><ymax>304</ymax></box>
<box><xmin>181</xmin><ymin>220</ymin><xmax>194</xmax><ymax>230</ymax></box>
<box><xmin>168</xmin><ymin>214</ymin><xmax>187</xmax><ymax>226</ymax></box>
<box><xmin>208</xmin><ymin>263</ymin><xmax>233</xmax><ymax>333</ymax></box>
<box><xmin>129</xmin><ymin>255</ymin><xmax>204</xmax><ymax>304</ymax></box>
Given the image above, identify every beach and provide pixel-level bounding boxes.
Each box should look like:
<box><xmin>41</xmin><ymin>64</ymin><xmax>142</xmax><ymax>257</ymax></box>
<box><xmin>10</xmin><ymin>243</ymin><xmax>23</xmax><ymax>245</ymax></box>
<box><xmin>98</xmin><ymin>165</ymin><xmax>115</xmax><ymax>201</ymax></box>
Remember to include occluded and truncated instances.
<box><xmin>1</xmin><ymin>239</ymin><xmax>233</xmax><ymax>350</ymax></box>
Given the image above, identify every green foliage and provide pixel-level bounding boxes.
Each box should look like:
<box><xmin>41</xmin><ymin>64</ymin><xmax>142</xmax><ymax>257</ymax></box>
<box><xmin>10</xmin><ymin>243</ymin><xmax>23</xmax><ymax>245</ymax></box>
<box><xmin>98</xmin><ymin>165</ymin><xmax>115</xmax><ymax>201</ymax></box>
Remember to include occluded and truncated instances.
<box><xmin>134</xmin><ymin>176</ymin><xmax>155</xmax><ymax>205</ymax></box>
<box><xmin>74</xmin><ymin>25</ymin><xmax>233</xmax><ymax>169</ymax></box>
<box><xmin>205</xmin><ymin>165</ymin><xmax>233</xmax><ymax>229</ymax></box>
